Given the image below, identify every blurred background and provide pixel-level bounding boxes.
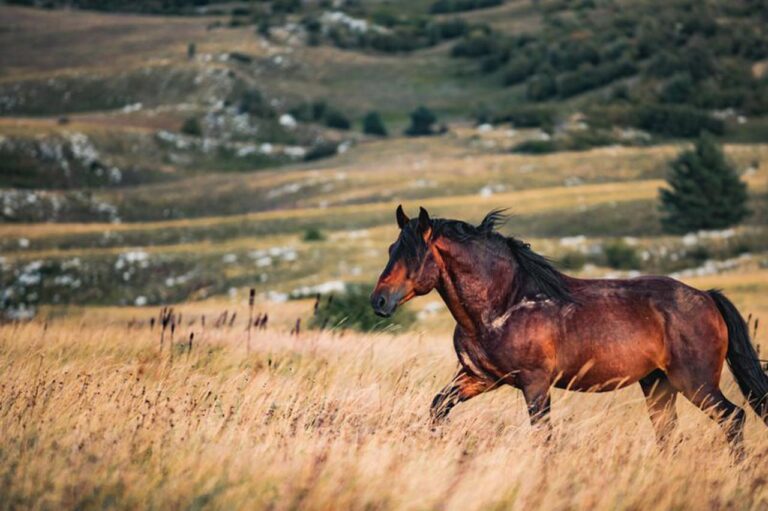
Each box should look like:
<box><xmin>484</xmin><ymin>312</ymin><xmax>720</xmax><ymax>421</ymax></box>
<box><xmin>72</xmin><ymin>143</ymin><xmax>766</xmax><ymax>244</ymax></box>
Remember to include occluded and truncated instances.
<box><xmin>0</xmin><ymin>0</ymin><xmax>766</xmax><ymax>333</ymax></box>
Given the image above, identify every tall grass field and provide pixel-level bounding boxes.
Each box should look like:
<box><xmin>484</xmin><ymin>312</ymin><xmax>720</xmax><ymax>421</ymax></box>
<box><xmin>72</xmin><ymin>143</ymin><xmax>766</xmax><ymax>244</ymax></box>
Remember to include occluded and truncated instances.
<box><xmin>2</xmin><ymin>305</ymin><xmax>768</xmax><ymax>510</ymax></box>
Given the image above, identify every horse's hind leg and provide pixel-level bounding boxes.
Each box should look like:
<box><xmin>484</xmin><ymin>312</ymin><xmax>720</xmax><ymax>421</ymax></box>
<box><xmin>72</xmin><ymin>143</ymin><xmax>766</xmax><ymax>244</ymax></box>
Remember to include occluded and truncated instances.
<box><xmin>639</xmin><ymin>370</ymin><xmax>678</xmax><ymax>446</ymax></box>
<box><xmin>682</xmin><ymin>385</ymin><xmax>746</xmax><ymax>457</ymax></box>
<box><xmin>664</xmin><ymin>305</ymin><xmax>746</xmax><ymax>457</ymax></box>
<box><xmin>668</xmin><ymin>362</ymin><xmax>746</xmax><ymax>455</ymax></box>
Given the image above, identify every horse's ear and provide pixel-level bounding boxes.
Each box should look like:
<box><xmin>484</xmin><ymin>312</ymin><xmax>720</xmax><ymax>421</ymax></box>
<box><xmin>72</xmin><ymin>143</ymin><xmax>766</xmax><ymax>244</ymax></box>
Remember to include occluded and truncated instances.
<box><xmin>418</xmin><ymin>207</ymin><xmax>432</xmax><ymax>241</ymax></box>
<box><xmin>396</xmin><ymin>204</ymin><xmax>409</xmax><ymax>229</ymax></box>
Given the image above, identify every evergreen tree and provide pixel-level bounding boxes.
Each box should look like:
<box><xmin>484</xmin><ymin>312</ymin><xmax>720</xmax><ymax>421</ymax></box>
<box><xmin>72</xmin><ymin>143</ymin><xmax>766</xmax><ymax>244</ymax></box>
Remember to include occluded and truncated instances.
<box><xmin>404</xmin><ymin>106</ymin><xmax>437</xmax><ymax>136</ymax></box>
<box><xmin>659</xmin><ymin>134</ymin><xmax>750</xmax><ymax>233</ymax></box>
<box><xmin>362</xmin><ymin>111</ymin><xmax>388</xmax><ymax>136</ymax></box>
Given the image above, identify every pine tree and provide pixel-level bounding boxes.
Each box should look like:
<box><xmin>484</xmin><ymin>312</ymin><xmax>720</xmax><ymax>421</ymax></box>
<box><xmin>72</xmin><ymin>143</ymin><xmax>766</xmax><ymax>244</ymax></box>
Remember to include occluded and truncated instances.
<box><xmin>659</xmin><ymin>134</ymin><xmax>750</xmax><ymax>233</ymax></box>
<box><xmin>362</xmin><ymin>111</ymin><xmax>388</xmax><ymax>136</ymax></box>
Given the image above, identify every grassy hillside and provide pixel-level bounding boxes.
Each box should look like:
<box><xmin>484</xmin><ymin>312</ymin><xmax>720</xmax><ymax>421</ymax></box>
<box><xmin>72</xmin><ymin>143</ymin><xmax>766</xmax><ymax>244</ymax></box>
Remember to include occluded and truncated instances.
<box><xmin>0</xmin><ymin>2</ymin><xmax>766</xmax><ymax>317</ymax></box>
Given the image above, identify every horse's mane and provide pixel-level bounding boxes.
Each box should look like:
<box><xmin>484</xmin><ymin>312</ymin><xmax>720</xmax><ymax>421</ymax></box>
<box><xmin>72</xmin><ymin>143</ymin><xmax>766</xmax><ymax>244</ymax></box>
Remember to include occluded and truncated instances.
<box><xmin>432</xmin><ymin>209</ymin><xmax>574</xmax><ymax>303</ymax></box>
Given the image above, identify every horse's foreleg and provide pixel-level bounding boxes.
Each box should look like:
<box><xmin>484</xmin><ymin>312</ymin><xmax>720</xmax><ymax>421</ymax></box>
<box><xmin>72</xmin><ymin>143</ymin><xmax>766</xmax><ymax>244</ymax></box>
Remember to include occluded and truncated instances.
<box><xmin>430</xmin><ymin>368</ymin><xmax>493</xmax><ymax>423</ymax></box>
<box><xmin>520</xmin><ymin>372</ymin><xmax>552</xmax><ymax>437</ymax></box>
<box><xmin>639</xmin><ymin>370</ymin><xmax>679</xmax><ymax>446</ymax></box>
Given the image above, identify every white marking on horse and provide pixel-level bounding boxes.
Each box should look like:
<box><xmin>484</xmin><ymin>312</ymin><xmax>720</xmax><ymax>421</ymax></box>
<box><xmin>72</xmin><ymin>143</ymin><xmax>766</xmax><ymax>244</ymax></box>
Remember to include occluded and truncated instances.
<box><xmin>491</xmin><ymin>310</ymin><xmax>512</xmax><ymax>330</ymax></box>
<box><xmin>458</xmin><ymin>350</ymin><xmax>484</xmax><ymax>377</ymax></box>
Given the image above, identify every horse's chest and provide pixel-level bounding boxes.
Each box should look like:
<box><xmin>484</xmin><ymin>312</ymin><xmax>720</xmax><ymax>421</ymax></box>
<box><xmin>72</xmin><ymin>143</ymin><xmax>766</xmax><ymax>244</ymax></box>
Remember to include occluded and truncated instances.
<box><xmin>455</xmin><ymin>333</ymin><xmax>510</xmax><ymax>382</ymax></box>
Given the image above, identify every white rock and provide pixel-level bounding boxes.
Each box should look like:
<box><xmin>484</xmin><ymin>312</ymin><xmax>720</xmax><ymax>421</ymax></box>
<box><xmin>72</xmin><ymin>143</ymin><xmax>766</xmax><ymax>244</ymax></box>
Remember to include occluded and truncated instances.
<box><xmin>279</xmin><ymin>114</ymin><xmax>297</xmax><ymax>128</ymax></box>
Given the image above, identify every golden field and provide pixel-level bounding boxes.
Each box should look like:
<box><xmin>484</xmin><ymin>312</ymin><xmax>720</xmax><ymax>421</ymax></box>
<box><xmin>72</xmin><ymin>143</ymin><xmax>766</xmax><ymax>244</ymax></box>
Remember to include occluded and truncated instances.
<box><xmin>2</xmin><ymin>290</ymin><xmax>768</xmax><ymax>511</ymax></box>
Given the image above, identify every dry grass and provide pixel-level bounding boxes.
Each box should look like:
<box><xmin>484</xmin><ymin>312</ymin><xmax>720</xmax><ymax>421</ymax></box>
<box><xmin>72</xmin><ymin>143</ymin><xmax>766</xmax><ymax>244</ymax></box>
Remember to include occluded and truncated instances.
<box><xmin>2</xmin><ymin>167</ymin><xmax>764</xmax><ymax>243</ymax></box>
<box><xmin>2</xmin><ymin>305</ymin><xmax>768</xmax><ymax>511</ymax></box>
<box><xmin>0</xmin><ymin>6</ymin><xmax>219</xmax><ymax>79</ymax></box>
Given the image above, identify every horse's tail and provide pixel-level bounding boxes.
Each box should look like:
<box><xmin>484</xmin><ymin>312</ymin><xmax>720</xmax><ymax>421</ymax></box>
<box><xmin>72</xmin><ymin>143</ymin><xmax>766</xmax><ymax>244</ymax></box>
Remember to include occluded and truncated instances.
<box><xmin>709</xmin><ymin>289</ymin><xmax>768</xmax><ymax>425</ymax></box>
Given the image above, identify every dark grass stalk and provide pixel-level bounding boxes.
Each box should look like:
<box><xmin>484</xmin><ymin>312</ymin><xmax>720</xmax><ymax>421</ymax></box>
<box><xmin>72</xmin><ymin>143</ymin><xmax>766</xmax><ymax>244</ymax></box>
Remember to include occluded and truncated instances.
<box><xmin>247</xmin><ymin>288</ymin><xmax>255</xmax><ymax>354</ymax></box>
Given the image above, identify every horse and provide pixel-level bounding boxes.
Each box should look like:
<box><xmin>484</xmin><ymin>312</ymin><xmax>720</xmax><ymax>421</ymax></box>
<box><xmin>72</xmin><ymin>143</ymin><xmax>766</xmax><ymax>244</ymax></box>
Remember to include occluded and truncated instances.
<box><xmin>370</xmin><ymin>205</ymin><xmax>768</xmax><ymax>453</ymax></box>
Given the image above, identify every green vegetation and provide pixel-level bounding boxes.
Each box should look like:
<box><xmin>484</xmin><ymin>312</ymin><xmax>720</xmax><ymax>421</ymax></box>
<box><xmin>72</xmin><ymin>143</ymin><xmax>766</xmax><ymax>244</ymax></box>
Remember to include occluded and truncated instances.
<box><xmin>362</xmin><ymin>111</ymin><xmax>388</xmax><ymax>136</ymax></box>
<box><xmin>660</xmin><ymin>134</ymin><xmax>750</xmax><ymax>234</ymax></box>
<box><xmin>304</xmin><ymin>142</ymin><xmax>339</xmax><ymax>161</ymax></box>
<box><xmin>299</xmin><ymin>11</ymin><xmax>472</xmax><ymax>54</ymax></box>
<box><xmin>302</xmin><ymin>227</ymin><xmax>326</xmax><ymax>242</ymax></box>
<box><xmin>404</xmin><ymin>106</ymin><xmax>439</xmax><ymax>136</ymax></box>
<box><xmin>448</xmin><ymin>0</ymin><xmax>768</xmax><ymax>136</ymax></box>
<box><xmin>180</xmin><ymin>116</ymin><xmax>202</xmax><ymax>137</ymax></box>
<box><xmin>324</xmin><ymin>109</ymin><xmax>351</xmax><ymax>131</ymax></box>
<box><xmin>289</xmin><ymin>100</ymin><xmax>350</xmax><ymax>130</ymax></box>
<box><xmin>624</xmin><ymin>104</ymin><xmax>725</xmax><ymax>137</ymax></box>
<box><xmin>309</xmin><ymin>284</ymin><xmax>415</xmax><ymax>332</ymax></box>
<box><xmin>603</xmin><ymin>241</ymin><xmax>641</xmax><ymax>270</ymax></box>
<box><xmin>430</xmin><ymin>0</ymin><xmax>502</xmax><ymax>14</ymax></box>
<box><xmin>558</xmin><ymin>251</ymin><xmax>587</xmax><ymax>271</ymax></box>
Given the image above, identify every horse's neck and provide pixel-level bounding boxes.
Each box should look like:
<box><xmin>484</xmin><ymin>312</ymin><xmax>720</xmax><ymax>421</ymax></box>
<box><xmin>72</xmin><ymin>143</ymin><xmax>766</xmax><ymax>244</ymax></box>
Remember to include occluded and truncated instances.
<box><xmin>433</xmin><ymin>239</ymin><xmax>518</xmax><ymax>337</ymax></box>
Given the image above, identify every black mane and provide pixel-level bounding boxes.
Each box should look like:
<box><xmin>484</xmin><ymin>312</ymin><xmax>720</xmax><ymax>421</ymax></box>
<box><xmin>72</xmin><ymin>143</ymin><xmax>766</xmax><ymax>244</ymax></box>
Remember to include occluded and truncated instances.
<box><xmin>432</xmin><ymin>209</ymin><xmax>574</xmax><ymax>303</ymax></box>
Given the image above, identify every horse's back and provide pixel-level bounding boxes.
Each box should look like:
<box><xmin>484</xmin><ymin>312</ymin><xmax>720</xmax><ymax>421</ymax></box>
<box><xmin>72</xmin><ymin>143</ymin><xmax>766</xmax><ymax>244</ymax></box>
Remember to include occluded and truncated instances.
<box><xmin>548</xmin><ymin>275</ymin><xmax>723</xmax><ymax>390</ymax></box>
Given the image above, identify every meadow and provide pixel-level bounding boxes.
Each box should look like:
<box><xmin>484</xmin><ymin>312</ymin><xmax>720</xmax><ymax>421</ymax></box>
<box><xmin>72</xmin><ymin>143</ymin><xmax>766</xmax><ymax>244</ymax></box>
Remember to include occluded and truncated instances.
<box><xmin>2</xmin><ymin>296</ymin><xmax>768</xmax><ymax>511</ymax></box>
<box><xmin>2</xmin><ymin>2</ymin><xmax>768</xmax><ymax>509</ymax></box>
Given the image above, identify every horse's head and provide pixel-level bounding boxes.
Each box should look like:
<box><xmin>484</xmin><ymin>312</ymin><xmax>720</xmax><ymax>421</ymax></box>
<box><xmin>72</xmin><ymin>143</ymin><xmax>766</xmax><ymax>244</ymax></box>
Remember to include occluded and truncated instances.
<box><xmin>371</xmin><ymin>205</ymin><xmax>441</xmax><ymax>317</ymax></box>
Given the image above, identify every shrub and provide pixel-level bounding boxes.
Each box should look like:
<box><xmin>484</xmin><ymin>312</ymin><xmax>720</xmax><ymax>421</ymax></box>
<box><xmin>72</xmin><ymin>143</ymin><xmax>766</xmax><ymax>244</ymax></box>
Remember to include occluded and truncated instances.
<box><xmin>228</xmin><ymin>52</ymin><xmax>253</xmax><ymax>64</ymax></box>
<box><xmin>659</xmin><ymin>134</ymin><xmax>750</xmax><ymax>233</ymax></box>
<box><xmin>503</xmin><ymin>57</ymin><xmax>534</xmax><ymax>86</ymax></box>
<box><xmin>603</xmin><ymin>241</ymin><xmax>640</xmax><ymax>269</ymax></box>
<box><xmin>304</xmin><ymin>142</ymin><xmax>338</xmax><ymax>161</ymax></box>
<box><xmin>180</xmin><ymin>117</ymin><xmax>202</xmax><ymax>137</ymax></box>
<box><xmin>309</xmin><ymin>284</ymin><xmax>416</xmax><ymax>332</ymax></box>
<box><xmin>272</xmin><ymin>0</ymin><xmax>300</xmax><ymax>13</ymax></box>
<box><xmin>324</xmin><ymin>109</ymin><xmax>351</xmax><ymax>130</ymax></box>
<box><xmin>646</xmin><ymin>51</ymin><xmax>681</xmax><ymax>78</ymax></box>
<box><xmin>430</xmin><ymin>0</ymin><xmax>502</xmax><ymax>14</ymax></box>
<box><xmin>237</xmin><ymin>89</ymin><xmax>274</xmax><ymax>118</ymax></box>
<box><xmin>290</xmin><ymin>100</ymin><xmax>328</xmax><ymax>123</ymax></box>
<box><xmin>362</xmin><ymin>111</ymin><xmax>388</xmax><ymax>136</ymax></box>
<box><xmin>556</xmin><ymin>60</ymin><xmax>637</xmax><ymax>98</ymax></box>
<box><xmin>563</xmin><ymin>130</ymin><xmax>616</xmax><ymax>151</ymax></box>
<box><xmin>660</xmin><ymin>73</ymin><xmax>694</xmax><ymax>104</ymax></box>
<box><xmin>610</xmin><ymin>84</ymin><xmax>630</xmax><ymax>101</ymax></box>
<box><xmin>559</xmin><ymin>251</ymin><xmax>587</xmax><ymax>270</ymax></box>
<box><xmin>687</xmin><ymin>246</ymin><xmax>711</xmax><ymax>264</ymax></box>
<box><xmin>436</xmin><ymin>18</ymin><xmax>469</xmax><ymax>39</ymax></box>
<box><xmin>511</xmin><ymin>139</ymin><xmax>557</xmax><ymax>154</ymax></box>
<box><xmin>451</xmin><ymin>33</ymin><xmax>497</xmax><ymax>58</ymax></box>
<box><xmin>257</xmin><ymin>19</ymin><xmax>270</xmax><ymax>37</ymax></box>
<box><xmin>302</xmin><ymin>227</ymin><xmax>326</xmax><ymax>242</ymax></box>
<box><xmin>491</xmin><ymin>106</ymin><xmax>556</xmax><ymax>129</ymax></box>
<box><xmin>404</xmin><ymin>106</ymin><xmax>438</xmax><ymax>136</ymax></box>
<box><xmin>627</xmin><ymin>104</ymin><xmax>724</xmax><ymax>137</ymax></box>
<box><xmin>480</xmin><ymin>53</ymin><xmax>509</xmax><ymax>74</ymax></box>
<box><xmin>526</xmin><ymin>72</ymin><xmax>558</xmax><ymax>101</ymax></box>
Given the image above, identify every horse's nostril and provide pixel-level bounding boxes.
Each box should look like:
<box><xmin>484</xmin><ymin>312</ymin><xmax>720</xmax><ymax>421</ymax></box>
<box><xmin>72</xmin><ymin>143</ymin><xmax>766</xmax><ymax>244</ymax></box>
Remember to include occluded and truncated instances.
<box><xmin>377</xmin><ymin>295</ymin><xmax>387</xmax><ymax>309</ymax></box>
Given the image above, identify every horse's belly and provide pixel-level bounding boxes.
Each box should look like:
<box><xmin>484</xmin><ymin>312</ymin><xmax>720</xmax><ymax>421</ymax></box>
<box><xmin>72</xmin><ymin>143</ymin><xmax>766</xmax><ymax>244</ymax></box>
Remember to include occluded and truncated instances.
<box><xmin>553</xmin><ymin>332</ymin><xmax>666</xmax><ymax>392</ymax></box>
<box><xmin>553</xmin><ymin>360</ymin><xmax>655</xmax><ymax>392</ymax></box>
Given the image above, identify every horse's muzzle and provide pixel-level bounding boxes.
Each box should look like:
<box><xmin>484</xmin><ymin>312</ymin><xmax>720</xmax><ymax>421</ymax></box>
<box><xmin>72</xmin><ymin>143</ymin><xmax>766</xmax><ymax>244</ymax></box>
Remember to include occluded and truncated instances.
<box><xmin>370</xmin><ymin>289</ymin><xmax>399</xmax><ymax>317</ymax></box>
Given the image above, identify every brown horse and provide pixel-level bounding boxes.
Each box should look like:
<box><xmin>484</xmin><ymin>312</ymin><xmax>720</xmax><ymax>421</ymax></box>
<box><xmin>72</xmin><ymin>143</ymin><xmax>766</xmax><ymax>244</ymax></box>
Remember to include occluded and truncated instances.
<box><xmin>371</xmin><ymin>206</ymin><xmax>768</xmax><ymax>452</ymax></box>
